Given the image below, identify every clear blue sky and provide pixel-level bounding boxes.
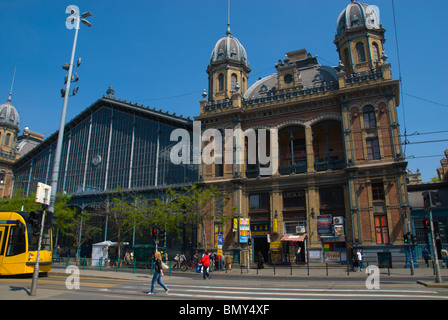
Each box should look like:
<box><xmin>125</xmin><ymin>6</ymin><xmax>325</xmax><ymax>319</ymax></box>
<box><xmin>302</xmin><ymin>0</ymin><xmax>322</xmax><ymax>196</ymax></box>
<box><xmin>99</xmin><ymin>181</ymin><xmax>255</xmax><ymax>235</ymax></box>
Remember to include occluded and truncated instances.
<box><xmin>1</xmin><ymin>0</ymin><xmax>447</xmax><ymax>182</ymax></box>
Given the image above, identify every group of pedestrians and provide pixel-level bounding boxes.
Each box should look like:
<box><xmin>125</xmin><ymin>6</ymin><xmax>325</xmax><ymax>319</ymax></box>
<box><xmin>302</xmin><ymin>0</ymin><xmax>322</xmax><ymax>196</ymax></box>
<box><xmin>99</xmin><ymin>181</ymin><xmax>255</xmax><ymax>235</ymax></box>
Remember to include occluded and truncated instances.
<box><xmin>352</xmin><ymin>248</ymin><xmax>364</xmax><ymax>272</ymax></box>
<box><xmin>149</xmin><ymin>250</ymin><xmax>235</xmax><ymax>294</ymax></box>
<box><xmin>196</xmin><ymin>251</ymin><xmax>231</xmax><ymax>279</ymax></box>
<box><xmin>422</xmin><ymin>246</ymin><xmax>448</xmax><ymax>268</ymax></box>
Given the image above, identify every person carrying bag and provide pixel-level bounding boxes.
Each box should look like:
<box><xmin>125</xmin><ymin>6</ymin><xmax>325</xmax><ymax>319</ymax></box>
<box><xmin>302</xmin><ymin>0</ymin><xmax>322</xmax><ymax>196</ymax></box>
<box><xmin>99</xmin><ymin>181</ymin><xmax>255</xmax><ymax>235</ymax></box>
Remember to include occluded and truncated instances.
<box><xmin>148</xmin><ymin>251</ymin><xmax>169</xmax><ymax>295</ymax></box>
<box><xmin>199</xmin><ymin>251</ymin><xmax>211</xmax><ymax>280</ymax></box>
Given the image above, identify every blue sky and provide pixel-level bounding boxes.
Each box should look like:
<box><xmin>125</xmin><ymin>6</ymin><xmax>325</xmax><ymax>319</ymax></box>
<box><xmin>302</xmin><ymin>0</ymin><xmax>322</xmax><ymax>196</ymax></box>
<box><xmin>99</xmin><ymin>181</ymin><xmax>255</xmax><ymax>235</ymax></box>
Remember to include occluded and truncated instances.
<box><xmin>1</xmin><ymin>0</ymin><xmax>447</xmax><ymax>182</ymax></box>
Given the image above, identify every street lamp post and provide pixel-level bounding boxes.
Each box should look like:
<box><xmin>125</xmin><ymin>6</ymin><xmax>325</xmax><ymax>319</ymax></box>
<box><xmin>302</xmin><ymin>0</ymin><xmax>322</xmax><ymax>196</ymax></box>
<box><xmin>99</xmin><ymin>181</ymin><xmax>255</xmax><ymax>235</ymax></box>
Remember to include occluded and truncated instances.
<box><xmin>48</xmin><ymin>6</ymin><xmax>92</xmax><ymax>216</ymax></box>
<box><xmin>29</xmin><ymin>7</ymin><xmax>91</xmax><ymax>297</ymax></box>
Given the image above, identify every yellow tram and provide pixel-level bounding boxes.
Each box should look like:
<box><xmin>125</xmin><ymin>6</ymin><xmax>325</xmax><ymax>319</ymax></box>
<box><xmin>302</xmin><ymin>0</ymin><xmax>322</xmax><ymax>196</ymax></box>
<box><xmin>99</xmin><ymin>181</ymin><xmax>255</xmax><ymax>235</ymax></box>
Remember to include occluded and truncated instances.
<box><xmin>0</xmin><ymin>211</ymin><xmax>53</xmax><ymax>276</ymax></box>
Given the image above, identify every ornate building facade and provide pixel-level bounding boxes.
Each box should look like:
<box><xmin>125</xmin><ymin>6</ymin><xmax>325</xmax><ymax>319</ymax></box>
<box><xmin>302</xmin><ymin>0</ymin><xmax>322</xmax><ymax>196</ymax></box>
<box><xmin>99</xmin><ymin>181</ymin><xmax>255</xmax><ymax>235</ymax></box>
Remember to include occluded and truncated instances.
<box><xmin>197</xmin><ymin>1</ymin><xmax>409</xmax><ymax>266</ymax></box>
<box><xmin>0</xmin><ymin>93</ymin><xmax>20</xmax><ymax>198</ymax></box>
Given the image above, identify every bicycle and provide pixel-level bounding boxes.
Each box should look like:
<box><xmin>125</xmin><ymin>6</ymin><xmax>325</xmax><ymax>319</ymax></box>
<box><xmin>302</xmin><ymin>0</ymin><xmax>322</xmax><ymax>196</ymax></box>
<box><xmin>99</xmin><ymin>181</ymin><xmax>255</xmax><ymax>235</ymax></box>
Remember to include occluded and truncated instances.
<box><xmin>180</xmin><ymin>260</ymin><xmax>196</xmax><ymax>272</ymax></box>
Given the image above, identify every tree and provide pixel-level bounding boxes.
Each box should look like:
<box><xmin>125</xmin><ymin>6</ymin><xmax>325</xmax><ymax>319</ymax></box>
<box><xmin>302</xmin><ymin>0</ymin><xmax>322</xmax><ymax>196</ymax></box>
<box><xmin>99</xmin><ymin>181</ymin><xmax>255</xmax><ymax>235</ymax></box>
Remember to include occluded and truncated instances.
<box><xmin>129</xmin><ymin>190</ymin><xmax>185</xmax><ymax>251</ymax></box>
<box><xmin>0</xmin><ymin>190</ymin><xmax>77</xmax><ymax>236</ymax></box>
<box><xmin>0</xmin><ymin>189</ymin><xmax>40</xmax><ymax>212</ymax></box>
<box><xmin>171</xmin><ymin>183</ymin><xmax>233</xmax><ymax>251</ymax></box>
<box><xmin>67</xmin><ymin>210</ymin><xmax>101</xmax><ymax>259</ymax></box>
<box><xmin>109</xmin><ymin>188</ymin><xmax>136</xmax><ymax>262</ymax></box>
<box><xmin>53</xmin><ymin>192</ymin><xmax>78</xmax><ymax>236</ymax></box>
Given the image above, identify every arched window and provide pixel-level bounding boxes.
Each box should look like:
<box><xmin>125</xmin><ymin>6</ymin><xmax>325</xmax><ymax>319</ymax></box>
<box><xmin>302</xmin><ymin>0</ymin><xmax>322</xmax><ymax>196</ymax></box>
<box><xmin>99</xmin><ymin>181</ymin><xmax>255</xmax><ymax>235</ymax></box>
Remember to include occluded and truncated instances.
<box><xmin>5</xmin><ymin>133</ymin><xmax>11</xmax><ymax>147</ymax></box>
<box><xmin>218</xmin><ymin>74</ymin><xmax>224</xmax><ymax>92</ymax></box>
<box><xmin>372</xmin><ymin>42</ymin><xmax>380</xmax><ymax>62</ymax></box>
<box><xmin>356</xmin><ymin>42</ymin><xmax>366</xmax><ymax>63</ymax></box>
<box><xmin>312</xmin><ymin>121</ymin><xmax>344</xmax><ymax>171</ymax></box>
<box><xmin>343</xmin><ymin>48</ymin><xmax>350</xmax><ymax>67</ymax></box>
<box><xmin>363</xmin><ymin>106</ymin><xmax>377</xmax><ymax>128</ymax></box>
<box><xmin>231</xmin><ymin>74</ymin><xmax>237</xmax><ymax>91</ymax></box>
<box><xmin>278</xmin><ymin>126</ymin><xmax>306</xmax><ymax>174</ymax></box>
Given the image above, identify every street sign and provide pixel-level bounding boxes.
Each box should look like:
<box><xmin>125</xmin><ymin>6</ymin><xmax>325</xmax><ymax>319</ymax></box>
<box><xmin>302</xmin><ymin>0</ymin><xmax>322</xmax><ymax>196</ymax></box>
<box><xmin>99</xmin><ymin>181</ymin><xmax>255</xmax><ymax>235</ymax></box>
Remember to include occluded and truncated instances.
<box><xmin>218</xmin><ymin>234</ymin><xmax>224</xmax><ymax>246</ymax></box>
<box><xmin>35</xmin><ymin>182</ymin><xmax>51</xmax><ymax>206</ymax></box>
<box><xmin>239</xmin><ymin>218</ymin><xmax>250</xmax><ymax>243</ymax></box>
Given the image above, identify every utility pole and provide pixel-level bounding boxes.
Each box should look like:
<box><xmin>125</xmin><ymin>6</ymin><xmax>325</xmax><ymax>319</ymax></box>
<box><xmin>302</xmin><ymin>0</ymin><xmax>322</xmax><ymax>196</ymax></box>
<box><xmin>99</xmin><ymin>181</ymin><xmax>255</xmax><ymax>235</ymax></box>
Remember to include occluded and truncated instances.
<box><xmin>428</xmin><ymin>208</ymin><xmax>442</xmax><ymax>283</ymax></box>
<box><xmin>423</xmin><ymin>191</ymin><xmax>442</xmax><ymax>283</ymax></box>
<box><xmin>30</xmin><ymin>183</ymin><xmax>51</xmax><ymax>296</ymax></box>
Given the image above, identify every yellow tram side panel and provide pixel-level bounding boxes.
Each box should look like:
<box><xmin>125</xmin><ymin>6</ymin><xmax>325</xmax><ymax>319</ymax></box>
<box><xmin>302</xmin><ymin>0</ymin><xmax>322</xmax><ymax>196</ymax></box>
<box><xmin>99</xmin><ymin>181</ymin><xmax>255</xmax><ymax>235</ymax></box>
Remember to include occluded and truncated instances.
<box><xmin>0</xmin><ymin>211</ymin><xmax>52</xmax><ymax>276</ymax></box>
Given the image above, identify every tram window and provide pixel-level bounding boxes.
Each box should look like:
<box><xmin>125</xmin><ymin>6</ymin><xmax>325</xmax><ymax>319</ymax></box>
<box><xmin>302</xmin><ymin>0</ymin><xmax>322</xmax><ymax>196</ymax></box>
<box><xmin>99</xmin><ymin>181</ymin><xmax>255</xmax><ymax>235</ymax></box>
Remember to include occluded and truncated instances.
<box><xmin>0</xmin><ymin>227</ymin><xmax>8</xmax><ymax>255</ymax></box>
<box><xmin>41</xmin><ymin>228</ymin><xmax>51</xmax><ymax>251</ymax></box>
<box><xmin>6</xmin><ymin>226</ymin><xmax>26</xmax><ymax>256</ymax></box>
<box><xmin>28</xmin><ymin>227</ymin><xmax>51</xmax><ymax>251</ymax></box>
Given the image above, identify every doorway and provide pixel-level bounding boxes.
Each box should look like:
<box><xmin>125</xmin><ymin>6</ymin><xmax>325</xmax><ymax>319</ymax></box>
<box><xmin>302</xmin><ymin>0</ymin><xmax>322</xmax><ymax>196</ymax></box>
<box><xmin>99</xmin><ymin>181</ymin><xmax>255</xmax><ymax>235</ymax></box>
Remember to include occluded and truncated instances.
<box><xmin>254</xmin><ymin>237</ymin><xmax>269</xmax><ymax>264</ymax></box>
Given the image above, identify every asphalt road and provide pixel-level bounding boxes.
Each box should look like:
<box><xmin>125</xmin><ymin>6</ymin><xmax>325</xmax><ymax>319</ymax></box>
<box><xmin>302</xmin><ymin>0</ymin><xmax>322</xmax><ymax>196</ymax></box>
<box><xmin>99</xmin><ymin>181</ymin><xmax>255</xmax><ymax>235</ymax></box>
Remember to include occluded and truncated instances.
<box><xmin>1</xmin><ymin>268</ymin><xmax>447</xmax><ymax>318</ymax></box>
<box><xmin>1</xmin><ymin>268</ymin><xmax>447</xmax><ymax>301</ymax></box>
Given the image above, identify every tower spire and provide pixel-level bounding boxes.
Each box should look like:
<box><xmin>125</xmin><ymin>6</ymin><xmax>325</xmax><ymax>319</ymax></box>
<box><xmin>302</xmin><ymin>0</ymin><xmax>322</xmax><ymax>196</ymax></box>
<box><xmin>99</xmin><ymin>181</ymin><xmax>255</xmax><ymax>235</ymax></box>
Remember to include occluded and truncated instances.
<box><xmin>226</xmin><ymin>0</ymin><xmax>231</xmax><ymax>36</ymax></box>
<box><xmin>7</xmin><ymin>67</ymin><xmax>16</xmax><ymax>103</ymax></box>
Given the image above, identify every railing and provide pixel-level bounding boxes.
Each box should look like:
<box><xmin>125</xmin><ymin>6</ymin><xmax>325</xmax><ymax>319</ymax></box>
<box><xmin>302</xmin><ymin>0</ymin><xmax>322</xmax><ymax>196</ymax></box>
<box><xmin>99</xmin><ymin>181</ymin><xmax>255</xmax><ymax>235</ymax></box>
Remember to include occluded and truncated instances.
<box><xmin>242</xmin><ymin>82</ymin><xmax>339</xmax><ymax>107</ymax></box>
<box><xmin>51</xmin><ymin>256</ymin><xmax>447</xmax><ymax>278</ymax></box>
<box><xmin>52</xmin><ymin>257</ymin><xmax>175</xmax><ymax>276</ymax></box>
<box><xmin>344</xmin><ymin>69</ymin><xmax>383</xmax><ymax>85</ymax></box>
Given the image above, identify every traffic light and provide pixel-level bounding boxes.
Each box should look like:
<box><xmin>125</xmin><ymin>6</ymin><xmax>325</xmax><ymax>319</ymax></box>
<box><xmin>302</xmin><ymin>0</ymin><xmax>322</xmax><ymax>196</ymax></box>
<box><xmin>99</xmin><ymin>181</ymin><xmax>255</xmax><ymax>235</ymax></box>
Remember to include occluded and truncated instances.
<box><xmin>423</xmin><ymin>219</ymin><xmax>431</xmax><ymax>233</ymax></box>
<box><xmin>423</xmin><ymin>191</ymin><xmax>440</xmax><ymax>210</ymax></box>
<box><xmin>433</xmin><ymin>219</ymin><xmax>440</xmax><ymax>239</ymax></box>
<box><xmin>404</xmin><ymin>232</ymin><xmax>410</xmax><ymax>244</ymax></box>
<box><xmin>28</xmin><ymin>210</ymin><xmax>44</xmax><ymax>236</ymax></box>
<box><xmin>158</xmin><ymin>228</ymin><xmax>166</xmax><ymax>247</ymax></box>
<box><xmin>44</xmin><ymin>211</ymin><xmax>57</xmax><ymax>229</ymax></box>
<box><xmin>412</xmin><ymin>234</ymin><xmax>418</xmax><ymax>245</ymax></box>
<box><xmin>152</xmin><ymin>226</ymin><xmax>159</xmax><ymax>242</ymax></box>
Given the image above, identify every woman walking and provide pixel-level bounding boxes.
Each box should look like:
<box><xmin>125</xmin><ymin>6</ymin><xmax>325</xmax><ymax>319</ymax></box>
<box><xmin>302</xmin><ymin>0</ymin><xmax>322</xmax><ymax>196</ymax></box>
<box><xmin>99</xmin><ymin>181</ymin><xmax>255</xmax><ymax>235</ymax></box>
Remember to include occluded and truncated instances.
<box><xmin>148</xmin><ymin>251</ymin><xmax>169</xmax><ymax>295</ymax></box>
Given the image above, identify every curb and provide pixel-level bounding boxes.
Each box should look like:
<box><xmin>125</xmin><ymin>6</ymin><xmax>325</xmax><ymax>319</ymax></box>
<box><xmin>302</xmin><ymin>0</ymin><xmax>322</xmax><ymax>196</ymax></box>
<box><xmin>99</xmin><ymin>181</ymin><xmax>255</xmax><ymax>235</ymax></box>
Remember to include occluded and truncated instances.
<box><xmin>416</xmin><ymin>280</ymin><xmax>448</xmax><ymax>289</ymax></box>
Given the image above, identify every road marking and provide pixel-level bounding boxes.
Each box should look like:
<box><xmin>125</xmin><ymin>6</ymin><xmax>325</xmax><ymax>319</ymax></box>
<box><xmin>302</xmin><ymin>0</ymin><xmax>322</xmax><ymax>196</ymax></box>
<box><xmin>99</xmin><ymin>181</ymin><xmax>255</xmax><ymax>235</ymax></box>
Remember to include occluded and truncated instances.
<box><xmin>166</xmin><ymin>283</ymin><xmax>442</xmax><ymax>295</ymax></box>
<box><xmin>0</xmin><ymin>278</ymin><xmax>117</xmax><ymax>288</ymax></box>
<box><xmin>163</xmin><ymin>289</ymin><xmax>448</xmax><ymax>300</ymax></box>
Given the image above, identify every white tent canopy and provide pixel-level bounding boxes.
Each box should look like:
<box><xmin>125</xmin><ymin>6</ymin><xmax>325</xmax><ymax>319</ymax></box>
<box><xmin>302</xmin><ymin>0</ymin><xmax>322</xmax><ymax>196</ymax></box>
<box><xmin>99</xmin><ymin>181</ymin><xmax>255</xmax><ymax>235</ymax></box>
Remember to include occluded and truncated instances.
<box><xmin>91</xmin><ymin>241</ymin><xmax>116</xmax><ymax>266</ymax></box>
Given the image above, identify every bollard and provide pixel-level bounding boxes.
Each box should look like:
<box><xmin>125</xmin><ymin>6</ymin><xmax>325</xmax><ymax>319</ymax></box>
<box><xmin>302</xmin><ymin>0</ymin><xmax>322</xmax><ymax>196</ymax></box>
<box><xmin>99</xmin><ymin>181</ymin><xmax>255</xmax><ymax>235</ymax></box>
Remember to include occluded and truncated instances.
<box><xmin>273</xmin><ymin>263</ymin><xmax>276</xmax><ymax>275</ymax></box>
<box><xmin>290</xmin><ymin>263</ymin><xmax>292</xmax><ymax>276</ymax></box>
<box><xmin>326</xmin><ymin>263</ymin><xmax>328</xmax><ymax>276</ymax></box>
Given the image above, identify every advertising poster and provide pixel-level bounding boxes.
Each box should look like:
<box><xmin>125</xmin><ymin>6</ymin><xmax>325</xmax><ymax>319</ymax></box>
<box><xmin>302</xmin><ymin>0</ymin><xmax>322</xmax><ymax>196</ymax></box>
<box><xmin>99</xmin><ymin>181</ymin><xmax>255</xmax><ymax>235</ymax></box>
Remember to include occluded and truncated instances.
<box><xmin>317</xmin><ymin>215</ymin><xmax>333</xmax><ymax>236</ymax></box>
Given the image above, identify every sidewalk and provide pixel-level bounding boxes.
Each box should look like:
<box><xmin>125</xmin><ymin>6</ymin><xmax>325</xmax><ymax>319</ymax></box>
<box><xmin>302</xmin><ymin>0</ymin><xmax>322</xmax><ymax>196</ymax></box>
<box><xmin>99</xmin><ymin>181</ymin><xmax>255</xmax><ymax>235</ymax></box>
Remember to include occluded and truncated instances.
<box><xmin>49</xmin><ymin>262</ymin><xmax>448</xmax><ymax>286</ymax></box>
<box><xmin>1</xmin><ymin>263</ymin><xmax>447</xmax><ymax>300</ymax></box>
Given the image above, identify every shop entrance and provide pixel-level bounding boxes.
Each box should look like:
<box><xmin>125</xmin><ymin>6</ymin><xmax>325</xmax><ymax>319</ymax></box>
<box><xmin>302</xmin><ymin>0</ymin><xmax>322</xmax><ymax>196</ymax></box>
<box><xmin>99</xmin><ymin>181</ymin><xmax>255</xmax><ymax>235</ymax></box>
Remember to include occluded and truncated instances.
<box><xmin>283</xmin><ymin>241</ymin><xmax>306</xmax><ymax>264</ymax></box>
<box><xmin>280</xmin><ymin>234</ymin><xmax>307</xmax><ymax>264</ymax></box>
<box><xmin>254</xmin><ymin>237</ymin><xmax>269</xmax><ymax>264</ymax></box>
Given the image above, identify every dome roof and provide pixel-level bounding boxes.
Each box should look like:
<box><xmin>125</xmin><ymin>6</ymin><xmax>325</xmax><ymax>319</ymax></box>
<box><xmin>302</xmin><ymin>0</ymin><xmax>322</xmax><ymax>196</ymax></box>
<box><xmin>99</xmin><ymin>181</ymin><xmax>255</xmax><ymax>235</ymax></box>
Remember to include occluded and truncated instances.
<box><xmin>210</xmin><ymin>25</ymin><xmax>248</xmax><ymax>66</ymax></box>
<box><xmin>244</xmin><ymin>64</ymin><xmax>338</xmax><ymax>100</ymax></box>
<box><xmin>0</xmin><ymin>98</ymin><xmax>20</xmax><ymax>129</ymax></box>
<box><xmin>336</xmin><ymin>1</ymin><xmax>381</xmax><ymax>38</ymax></box>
